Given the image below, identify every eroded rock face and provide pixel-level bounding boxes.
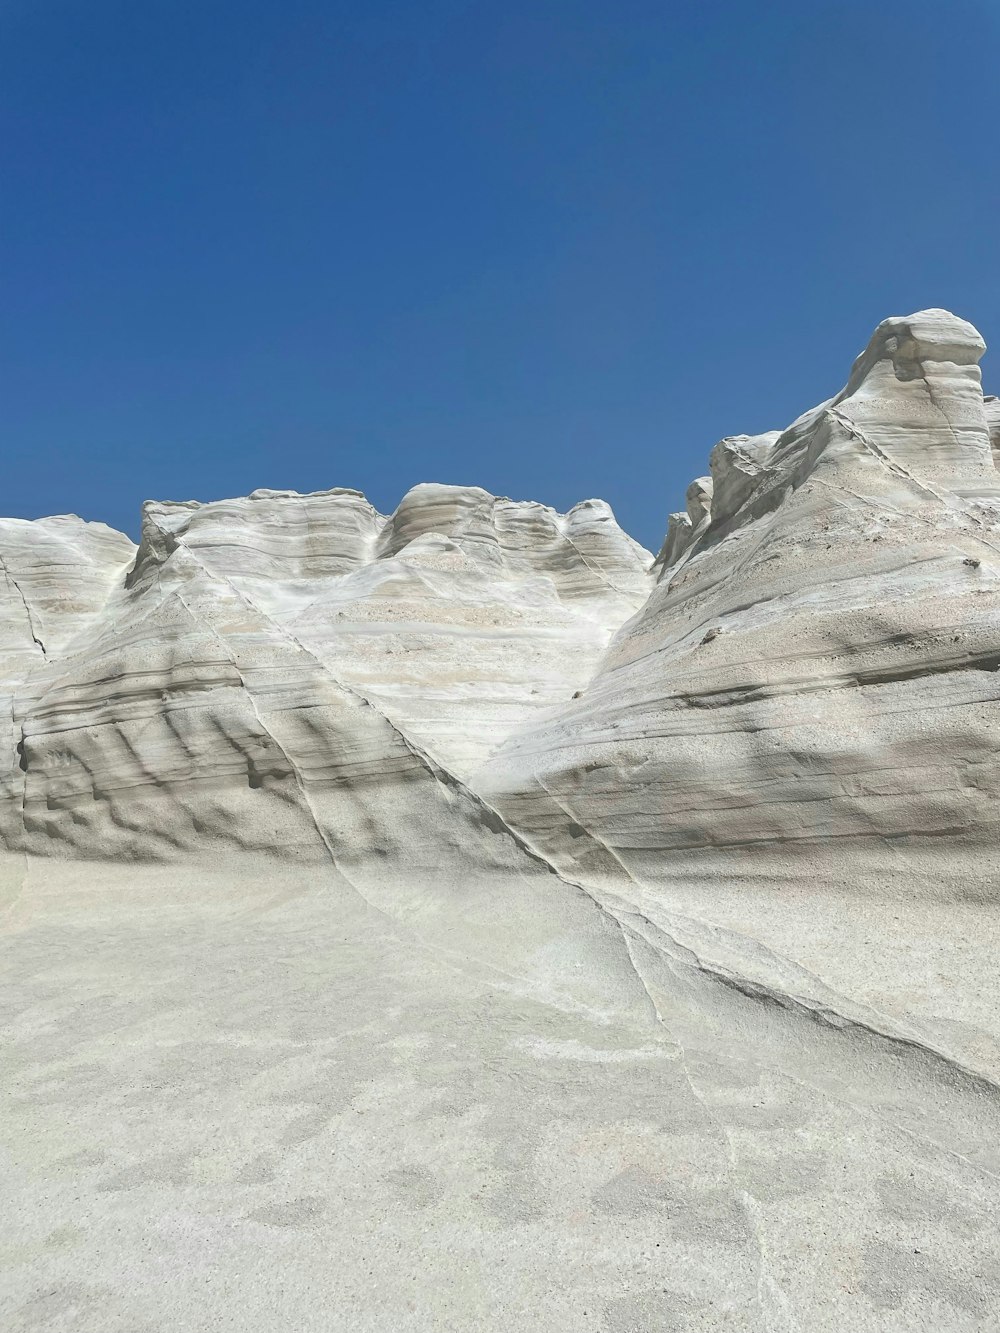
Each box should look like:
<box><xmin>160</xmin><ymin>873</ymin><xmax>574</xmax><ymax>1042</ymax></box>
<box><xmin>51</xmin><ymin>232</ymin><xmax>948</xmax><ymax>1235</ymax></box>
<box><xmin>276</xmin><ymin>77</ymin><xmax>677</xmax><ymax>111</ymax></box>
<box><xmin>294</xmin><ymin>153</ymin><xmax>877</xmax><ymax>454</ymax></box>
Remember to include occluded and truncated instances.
<box><xmin>5</xmin><ymin>309</ymin><xmax>1000</xmax><ymax>1333</ymax></box>
<box><xmin>0</xmin><ymin>485</ymin><xmax>650</xmax><ymax>860</ymax></box>
<box><xmin>0</xmin><ymin>516</ymin><xmax>137</xmax><ymax>843</ymax></box>
<box><xmin>481</xmin><ymin>309</ymin><xmax>1000</xmax><ymax>900</ymax></box>
<box><xmin>986</xmin><ymin>394</ymin><xmax>1000</xmax><ymax>461</ymax></box>
<box><xmin>3</xmin><ymin>306</ymin><xmax>998</xmax><ymax>912</ymax></box>
<box><xmin>3</xmin><ymin>308</ymin><xmax>999</xmax><ymax>899</ymax></box>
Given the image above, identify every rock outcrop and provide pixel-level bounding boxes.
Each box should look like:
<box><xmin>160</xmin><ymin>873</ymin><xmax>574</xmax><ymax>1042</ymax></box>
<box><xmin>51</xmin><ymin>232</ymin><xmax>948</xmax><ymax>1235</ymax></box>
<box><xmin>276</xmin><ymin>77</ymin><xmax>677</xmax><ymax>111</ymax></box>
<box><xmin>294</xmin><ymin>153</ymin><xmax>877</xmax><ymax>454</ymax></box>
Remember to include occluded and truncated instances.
<box><xmin>482</xmin><ymin>309</ymin><xmax>1000</xmax><ymax>904</ymax></box>
<box><xmin>5</xmin><ymin>308</ymin><xmax>1000</xmax><ymax>1333</ymax></box>
<box><xmin>0</xmin><ymin>484</ymin><xmax>650</xmax><ymax>861</ymax></box>
<box><xmin>987</xmin><ymin>392</ymin><xmax>1000</xmax><ymax>460</ymax></box>
<box><xmin>2</xmin><ymin>309</ymin><xmax>999</xmax><ymax>905</ymax></box>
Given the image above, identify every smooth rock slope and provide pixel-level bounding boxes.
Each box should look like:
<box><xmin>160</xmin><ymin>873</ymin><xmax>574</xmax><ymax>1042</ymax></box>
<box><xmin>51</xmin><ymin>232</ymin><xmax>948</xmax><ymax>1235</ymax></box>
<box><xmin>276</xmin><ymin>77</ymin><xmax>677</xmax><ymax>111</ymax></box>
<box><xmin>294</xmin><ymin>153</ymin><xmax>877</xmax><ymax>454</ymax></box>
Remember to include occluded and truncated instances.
<box><xmin>483</xmin><ymin>309</ymin><xmax>1000</xmax><ymax>895</ymax></box>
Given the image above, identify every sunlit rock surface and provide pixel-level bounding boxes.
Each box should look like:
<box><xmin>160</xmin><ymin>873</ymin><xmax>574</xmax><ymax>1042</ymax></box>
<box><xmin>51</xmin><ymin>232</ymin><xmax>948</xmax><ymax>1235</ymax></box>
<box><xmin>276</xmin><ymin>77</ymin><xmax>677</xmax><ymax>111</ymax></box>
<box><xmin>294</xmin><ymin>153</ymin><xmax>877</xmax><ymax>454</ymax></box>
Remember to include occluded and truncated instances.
<box><xmin>0</xmin><ymin>483</ymin><xmax>649</xmax><ymax>859</ymax></box>
<box><xmin>4</xmin><ymin>310</ymin><xmax>1000</xmax><ymax>1332</ymax></box>
<box><xmin>484</xmin><ymin>309</ymin><xmax>1000</xmax><ymax>894</ymax></box>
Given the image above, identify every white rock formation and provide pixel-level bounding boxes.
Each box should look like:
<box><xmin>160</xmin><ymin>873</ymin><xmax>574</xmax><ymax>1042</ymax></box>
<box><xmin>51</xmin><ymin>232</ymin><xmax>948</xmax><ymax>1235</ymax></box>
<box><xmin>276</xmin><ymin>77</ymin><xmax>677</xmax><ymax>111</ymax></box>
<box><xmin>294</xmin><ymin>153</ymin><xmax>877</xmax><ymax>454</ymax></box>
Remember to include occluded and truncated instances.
<box><xmin>483</xmin><ymin>309</ymin><xmax>1000</xmax><ymax>894</ymax></box>
<box><xmin>480</xmin><ymin>307</ymin><xmax>1000</xmax><ymax>1077</ymax></box>
<box><xmin>4</xmin><ymin>309</ymin><xmax>1000</xmax><ymax>1333</ymax></box>
<box><xmin>0</xmin><ymin>484</ymin><xmax>650</xmax><ymax>861</ymax></box>
<box><xmin>987</xmin><ymin>392</ymin><xmax>1000</xmax><ymax>459</ymax></box>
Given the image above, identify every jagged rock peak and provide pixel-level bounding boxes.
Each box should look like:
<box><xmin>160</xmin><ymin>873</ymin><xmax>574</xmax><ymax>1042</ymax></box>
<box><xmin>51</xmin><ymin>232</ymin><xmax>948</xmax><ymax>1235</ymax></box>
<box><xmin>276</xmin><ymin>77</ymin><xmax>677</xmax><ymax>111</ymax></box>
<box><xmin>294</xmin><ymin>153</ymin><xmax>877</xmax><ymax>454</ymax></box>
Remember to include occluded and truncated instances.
<box><xmin>825</xmin><ymin>306</ymin><xmax>991</xmax><ymax>483</ymax></box>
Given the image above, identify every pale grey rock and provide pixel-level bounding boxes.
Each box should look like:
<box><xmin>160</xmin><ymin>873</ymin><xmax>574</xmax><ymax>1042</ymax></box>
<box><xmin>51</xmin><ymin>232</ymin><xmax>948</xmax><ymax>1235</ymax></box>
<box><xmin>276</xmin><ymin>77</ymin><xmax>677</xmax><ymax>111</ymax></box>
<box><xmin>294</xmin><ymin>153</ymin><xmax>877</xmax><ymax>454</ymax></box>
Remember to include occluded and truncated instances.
<box><xmin>481</xmin><ymin>308</ymin><xmax>1000</xmax><ymax>1063</ymax></box>
<box><xmin>684</xmin><ymin>473</ymin><xmax>714</xmax><ymax>526</ymax></box>
<box><xmin>0</xmin><ymin>517</ymin><xmax>137</xmax><ymax>848</ymax></box>
<box><xmin>986</xmin><ymin>393</ymin><xmax>1000</xmax><ymax>459</ymax></box>
<box><xmin>3</xmin><ymin>309</ymin><xmax>1000</xmax><ymax>1333</ymax></box>
<box><xmin>6</xmin><ymin>856</ymin><xmax>1000</xmax><ymax>1333</ymax></box>
<box><xmin>0</xmin><ymin>514</ymin><xmax>134</xmax><ymax>666</ymax></box>
<box><xmin>0</xmin><ymin>484</ymin><xmax>650</xmax><ymax>859</ymax></box>
<box><xmin>706</xmin><ymin>430</ymin><xmax>781</xmax><ymax>536</ymax></box>
<box><xmin>782</xmin><ymin>308</ymin><xmax>994</xmax><ymax>489</ymax></box>
<box><xmin>652</xmin><ymin>475</ymin><xmax>716</xmax><ymax>576</ymax></box>
<box><xmin>651</xmin><ymin>507</ymin><xmax>693</xmax><ymax>572</ymax></box>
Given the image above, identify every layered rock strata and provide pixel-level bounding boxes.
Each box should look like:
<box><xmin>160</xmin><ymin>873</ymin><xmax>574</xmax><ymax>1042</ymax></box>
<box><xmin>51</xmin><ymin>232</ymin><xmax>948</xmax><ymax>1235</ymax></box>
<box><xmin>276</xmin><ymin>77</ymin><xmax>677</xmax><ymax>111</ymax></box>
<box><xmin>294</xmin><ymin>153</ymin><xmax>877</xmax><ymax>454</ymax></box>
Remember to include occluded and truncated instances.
<box><xmin>2</xmin><ymin>309</ymin><xmax>999</xmax><ymax>908</ymax></box>
<box><xmin>5</xmin><ymin>309</ymin><xmax>1000</xmax><ymax>1333</ymax></box>
<box><xmin>0</xmin><ymin>485</ymin><xmax>650</xmax><ymax>863</ymax></box>
<box><xmin>482</xmin><ymin>309</ymin><xmax>1000</xmax><ymax>904</ymax></box>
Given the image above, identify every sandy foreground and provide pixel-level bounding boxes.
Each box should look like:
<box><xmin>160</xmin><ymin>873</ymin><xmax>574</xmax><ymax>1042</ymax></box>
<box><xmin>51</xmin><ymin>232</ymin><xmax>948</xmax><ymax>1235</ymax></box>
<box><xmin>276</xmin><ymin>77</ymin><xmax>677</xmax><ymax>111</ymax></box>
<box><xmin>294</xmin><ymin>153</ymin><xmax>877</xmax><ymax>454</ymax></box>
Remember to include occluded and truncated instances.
<box><xmin>3</xmin><ymin>854</ymin><xmax>999</xmax><ymax>1333</ymax></box>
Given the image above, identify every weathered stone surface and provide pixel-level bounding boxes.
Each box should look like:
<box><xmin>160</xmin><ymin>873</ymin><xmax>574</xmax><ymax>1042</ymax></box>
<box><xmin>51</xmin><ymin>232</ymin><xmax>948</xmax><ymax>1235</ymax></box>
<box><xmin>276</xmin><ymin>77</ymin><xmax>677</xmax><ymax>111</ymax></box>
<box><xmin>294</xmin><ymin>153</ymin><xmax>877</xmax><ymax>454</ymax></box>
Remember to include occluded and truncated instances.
<box><xmin>483</xmin><ymin>308</ymin><xmax>1000</xmax><ymax>897</ymax></box>
<box><xmin>481</xmin><ymin>308</ymin><xmax>1000</xmax><ymax>1077</ymax></box>
<box><xmin>3</xmin><ymin>309</ymin><xmax>1000</xmax><ymax>1332</ymax></box>
<box><xmin>986</xmin><ymin>393</ymin><xmax>1000</xmax><ymax>460</ymax></box>
<box><xmin>0</xmin><ymin>484</ymin><xmax>650</xmax><ymax>859</ymax></box>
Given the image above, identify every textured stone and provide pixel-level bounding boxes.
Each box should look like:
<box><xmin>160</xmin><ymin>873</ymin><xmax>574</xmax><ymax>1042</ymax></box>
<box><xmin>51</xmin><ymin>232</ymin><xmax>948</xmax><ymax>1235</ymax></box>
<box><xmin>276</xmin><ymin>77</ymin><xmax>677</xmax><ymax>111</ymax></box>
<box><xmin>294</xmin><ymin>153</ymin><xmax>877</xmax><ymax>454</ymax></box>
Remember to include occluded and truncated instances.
<box><xmin>0</xmin><ymin>484</ymin><xmax>650</xmax><ymax>859</ymax></box>
<box><xmin>483</xmin><ymin>309</ymin><xmax>1000</xmax><ymax>903</ymax></box>
<box><xmin>3</xmin><ymin>308</ymin><xmax>1000</xmax><ymax>1333</ymax></box>
<box><xmin>986</xmin><ymin>393</ymin><xmax>1000</xmax><ymax>460</ymax></box>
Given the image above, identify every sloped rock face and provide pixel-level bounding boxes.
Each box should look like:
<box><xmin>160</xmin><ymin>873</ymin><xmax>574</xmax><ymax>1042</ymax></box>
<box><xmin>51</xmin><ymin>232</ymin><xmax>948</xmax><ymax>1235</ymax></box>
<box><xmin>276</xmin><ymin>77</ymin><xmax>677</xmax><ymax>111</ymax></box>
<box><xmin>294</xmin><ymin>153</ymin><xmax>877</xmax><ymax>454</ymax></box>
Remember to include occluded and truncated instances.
<box><xmin>3</xmin><ymin>306</ymin><xmax>998</xmax><ymax>904</ymax></box>
<box><xmin>481</xmin><ymin>309</ymin><xmax>1000</xmax><ymax>901</ymax></box>
<box><xmin>987</xmin><ymin>393</ymin><xmax>1000</xmax><ymax>460</ymax></box>
<box><xmin>0</xmin><ymin>516</ymin><xmax>138</xmax><ymax>846</ymax></box>
<box><xmin>0</xmin><ymin>484</ymin><xmax>650</xmax><ymax>861</ymax></box>
<box><xmin>6</xmin><ymin>310</ymin><xmax>1000</xmax><ymax>1333</ymax></box>
<box><xmin>3</xmin><ymin>308</ymin><xmax>998</xmax><ymax>902</ymax></box>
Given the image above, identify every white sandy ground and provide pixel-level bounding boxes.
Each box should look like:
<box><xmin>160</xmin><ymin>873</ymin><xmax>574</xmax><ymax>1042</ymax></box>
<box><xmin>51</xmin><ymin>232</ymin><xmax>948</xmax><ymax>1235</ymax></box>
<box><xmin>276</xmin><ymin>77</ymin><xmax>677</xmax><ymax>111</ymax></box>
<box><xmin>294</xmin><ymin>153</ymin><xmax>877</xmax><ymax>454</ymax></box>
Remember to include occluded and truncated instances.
<box><xmin>3</xmin><ymin>855</ymin><xmax>1000</xmax><ymax>1332</ymax></box>
<box><xmin>642</xmin><ymin>877</ymin><xmax>1000</xmax><ymax>1083</ymax></box>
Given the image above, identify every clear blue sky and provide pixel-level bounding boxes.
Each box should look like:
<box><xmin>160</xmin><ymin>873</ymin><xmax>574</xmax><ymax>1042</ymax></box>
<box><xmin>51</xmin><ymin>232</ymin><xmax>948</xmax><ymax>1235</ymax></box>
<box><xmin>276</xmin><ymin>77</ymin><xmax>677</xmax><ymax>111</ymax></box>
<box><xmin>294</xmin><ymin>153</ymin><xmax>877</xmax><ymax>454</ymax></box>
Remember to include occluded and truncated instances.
<box><xmin>3</xmin><ymin>0</ymin><xmax>999</xmax><ymax>550</ymax></box>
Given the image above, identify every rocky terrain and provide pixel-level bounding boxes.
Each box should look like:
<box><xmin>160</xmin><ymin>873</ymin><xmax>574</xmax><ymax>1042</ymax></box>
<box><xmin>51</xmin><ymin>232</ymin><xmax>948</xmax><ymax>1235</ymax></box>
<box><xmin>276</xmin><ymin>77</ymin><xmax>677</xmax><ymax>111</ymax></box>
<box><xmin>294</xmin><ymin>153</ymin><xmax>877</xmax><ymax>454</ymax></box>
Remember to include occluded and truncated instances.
<box><xmin>4</xmin><ymin>309</ymin><xmax>1000</xmax><ymax>1331</ymax></box>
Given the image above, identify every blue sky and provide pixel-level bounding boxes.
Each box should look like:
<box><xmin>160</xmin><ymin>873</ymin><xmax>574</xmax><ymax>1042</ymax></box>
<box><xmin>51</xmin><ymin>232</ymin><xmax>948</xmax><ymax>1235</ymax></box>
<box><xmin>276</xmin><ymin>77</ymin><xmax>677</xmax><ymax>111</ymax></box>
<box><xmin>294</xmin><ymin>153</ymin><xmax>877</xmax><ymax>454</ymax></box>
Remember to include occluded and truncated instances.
<box><xmin>3</xmin><ymin>0</ymin><xmax>999</xmax><ymax>551</ymax></box>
